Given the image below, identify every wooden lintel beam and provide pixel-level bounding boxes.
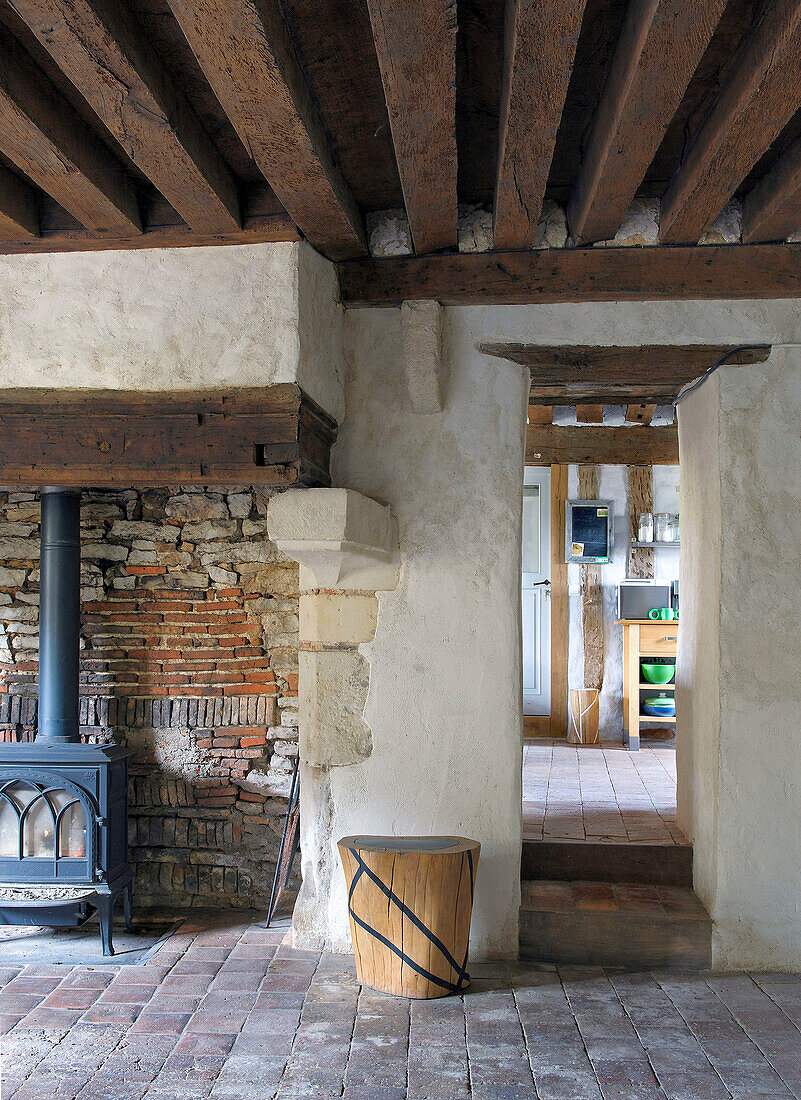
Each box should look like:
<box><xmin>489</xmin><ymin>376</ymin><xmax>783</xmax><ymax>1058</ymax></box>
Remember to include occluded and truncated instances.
<box><xmin>166</xmin><ymin>0</ymin><xmax>366</xmax><ymax>260</ymax></box>
<box><xmin>661</xmin><ymin>0</ymin><xmax>801</xmax><ymax>244</ymax></box>
<box><xmin>0</xmin><ymin>384</ymin><xmax>336</xmax><ymax>487</ymax></box>
<box><xmin>335</xmin><ymin>244</ymin><xmax>801</xmax><ymax>306</ymax></box>
<box><xmin>576</xmin><ymin>405</ymin><xmax>604</xmax><ymax>423</ymax></box>
<box><xmin>11</xmin><ymin>0</ymin><xmax>241</xmax><ymax>235</ymax></box>
<box><xmin>568</xmin><ymin>0</ymin><xmax>726</xmax><ymax>245</ymax></box>
<box><xmin>526</xmin><ymin>424</ymin><xmax>678</xmax><ymax>465</ymax></box>
<box><xmin>0</xmin><ymin>26</ymin><xmax>141</xmax><ymax>236</ymax></box>
<box><xmin>625</xmin><ymin>404</ymin><xmax>657</xmax><ymax>425</ymax></box>
<box><xmin>366</xmin><ymin>0</ymin><xmax>457</xmax><ymax>254</ymax></box>
<box><xmin>493</xmin><ymin>0</ymin><xmax>585</xmax><ymax>250</ymax></box>
<box><xmin>529</xmin><ymin>390</ymin><xmax>677</xmax><ymax>405</ymax></box>
<box><xmin>482</xmin><ymin>343</ymin><xmax>770</xmax><ymax>379</ymax></box>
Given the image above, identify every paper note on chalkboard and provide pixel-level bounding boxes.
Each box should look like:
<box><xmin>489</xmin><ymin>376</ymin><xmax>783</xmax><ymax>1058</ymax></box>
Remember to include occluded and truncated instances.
<box><xmin>571</xmin><ymin>543</ymin><xmax>584</xmax><ymax>557</ymax></box>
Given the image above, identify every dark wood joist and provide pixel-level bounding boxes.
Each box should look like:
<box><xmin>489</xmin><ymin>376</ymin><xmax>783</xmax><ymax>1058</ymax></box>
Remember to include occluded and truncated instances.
<box><xmin>11</xmin><ymin>0</ymin><xmax>241</xmax><ymax>235</ymax></box>
<box><xmin>742</xmin><ymin>132</ymin><xmax>801</xmax><ymax>242</ymax></box>
<box><xmin>166</xmin><ymin>0</ymin><xmax>366</xmax><ymax>260</ymax></box>
<box><xmin>366</xmin><ymin>0</ymin><xmax>457</xmax><ymax>254</ymax></box>
<box><xmin>0</xmin><ymin>384</ymin><xmax>336</xmax><ymax>487</ymax></box>
<box><xmin>0</xmin><ymin>163</ymin><xmax>39</xmax><ymax>240</ymax></box>
<box><xmin>567</xmin><ymin>0</ymin><xmax>726</xmax><ymax>245</ymax></box>
<box><xmin>0</xmin><ymin>25</ymin><xmax>140</xmax><ymax>235</ymax></box>
<box><xmin>493</xmin><ymin>0</ymin><xmax>585</xmax><ymax>250</ymax></box>
<box><xmin>526</xmin><ymin>424</ymin><xmax>678</xmax><ymax>465</ymax></box>
<box><xmin>335</xmin><ymin>243</ymin><xmax>801</xmax><ymax>306</ymax></box>
<box><xmin>660</xmin><ymin>0</ymin><xmax>801</xmax><ymax>244</ymax></box>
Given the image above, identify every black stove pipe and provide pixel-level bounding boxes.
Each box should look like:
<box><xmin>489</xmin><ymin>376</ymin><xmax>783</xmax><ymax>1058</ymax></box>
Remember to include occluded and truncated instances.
<box><xmin>37</xmin><ymin>488</ymin><xmax>81</xmax><ymax>744</ymax></box>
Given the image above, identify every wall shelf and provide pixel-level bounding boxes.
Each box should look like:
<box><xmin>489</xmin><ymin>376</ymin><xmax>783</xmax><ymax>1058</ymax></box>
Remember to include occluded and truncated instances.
<box><xmin>631</xmin><ymin>540</ymin><xmax>681</xmax><ymax>548</ymax></box>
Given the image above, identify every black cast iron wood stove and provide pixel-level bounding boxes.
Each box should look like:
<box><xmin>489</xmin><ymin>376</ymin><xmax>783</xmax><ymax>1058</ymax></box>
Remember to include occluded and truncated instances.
<box><xmin>0</xmin><ymin>489</ymin><xmax>132</xmax><ymax>955</ymax></box>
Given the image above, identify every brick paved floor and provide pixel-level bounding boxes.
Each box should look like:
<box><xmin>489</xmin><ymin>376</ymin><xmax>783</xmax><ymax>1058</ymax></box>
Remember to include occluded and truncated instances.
<box><xmin>2</xmin><ymin>913</ymin><xmax>801</xmax><ymax>1099</ymax></box>
<box><xmin>523</xmin><ymin>738</ymin><xmax>685</xmax><ymax>844</ymax></box>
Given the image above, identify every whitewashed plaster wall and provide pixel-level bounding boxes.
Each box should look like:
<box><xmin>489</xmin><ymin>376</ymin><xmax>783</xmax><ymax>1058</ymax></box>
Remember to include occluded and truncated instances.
<box><xmin>0</xmin><ymin>241</ymin><xmax>344</xmax><ymax>419</ymax></box>
<box><xmin>322</xmin><ymin>305</ymin><xmax>529</xmax><ymax>959</ymax></box>
<box><xmin>679</xmin><ymin>353</ymin><xmax>801</xmax><ymax>970</ymax></box>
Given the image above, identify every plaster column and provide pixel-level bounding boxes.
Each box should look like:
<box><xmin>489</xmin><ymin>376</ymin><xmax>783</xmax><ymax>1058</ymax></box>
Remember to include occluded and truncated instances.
<box><xmin>676</xmin><ymin>352</ymin><xmax>801</xmax><ymax>970</ymax></box>
<box><xmin>267</xmin><ymin>488</ymin><xmax>399</xmax><ymax>949</ymax></box>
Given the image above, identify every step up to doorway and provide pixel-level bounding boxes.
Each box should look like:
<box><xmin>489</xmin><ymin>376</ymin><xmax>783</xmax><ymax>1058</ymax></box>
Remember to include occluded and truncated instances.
<box><xmin>520</xmin><ymin>880</ymin><xmax>711</xmax><ymax>969</ymax></box>
<box><xmin>521</xmin><ymin>839</ymin><xmax>693</xmax><ymax>887</ymax></box>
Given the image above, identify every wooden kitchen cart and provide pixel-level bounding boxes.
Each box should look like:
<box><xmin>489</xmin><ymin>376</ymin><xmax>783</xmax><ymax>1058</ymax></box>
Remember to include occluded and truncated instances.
<box><xmin>619</xmin><ymin>619</ymin><xmax>678</xmax><ymax>751</ymax></box>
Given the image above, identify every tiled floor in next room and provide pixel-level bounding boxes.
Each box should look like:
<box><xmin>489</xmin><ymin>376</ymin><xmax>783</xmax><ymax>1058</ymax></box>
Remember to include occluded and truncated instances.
<box><xmin>523</xmin><ymin>738</ymin><xmax>685</xmax><ymax>844</ymax></box>
<box><xmin>3</xmin><ymin>914</ymin><xmax>801</xmax><ymax>1100</ymax></box>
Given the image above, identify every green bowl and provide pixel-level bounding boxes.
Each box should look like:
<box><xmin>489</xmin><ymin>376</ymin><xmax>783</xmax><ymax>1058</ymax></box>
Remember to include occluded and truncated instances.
<box><xmin>641</xmin><ymin>662</ymin><xmax>675</xmax><ymax>685</ymax></box>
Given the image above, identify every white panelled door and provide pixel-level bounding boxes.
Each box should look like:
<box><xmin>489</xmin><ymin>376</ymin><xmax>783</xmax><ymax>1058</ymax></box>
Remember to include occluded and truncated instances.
<box><xmin>522</xmin><ymin>468</ymin><xmax>551</xmax><ymax>716</ymax></box>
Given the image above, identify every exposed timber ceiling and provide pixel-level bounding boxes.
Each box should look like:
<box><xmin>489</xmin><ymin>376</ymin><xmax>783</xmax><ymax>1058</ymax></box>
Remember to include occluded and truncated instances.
<box><xmin>0</xmin><ymin>0</ymin><xmax>799</xmax><ymax>269</ymax></box>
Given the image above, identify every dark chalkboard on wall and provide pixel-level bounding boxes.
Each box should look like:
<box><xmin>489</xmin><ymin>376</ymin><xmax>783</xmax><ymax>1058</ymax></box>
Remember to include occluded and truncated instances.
<box><xmin>565</xmin><ymin>499</ymin><xmax>614</xmax><ymax>564</ymax></box>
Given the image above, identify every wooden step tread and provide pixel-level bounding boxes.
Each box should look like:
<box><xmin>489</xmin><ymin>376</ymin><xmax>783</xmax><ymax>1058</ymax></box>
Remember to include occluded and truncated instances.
<box><xmin>521</xmin><ymin>838</ymin><xmax>693</xmax><ymax>887</ymax></box>
<box><xmin>521</xmin><ymin>879</ymin><xmax>707</xmax><ymax>919</ymax></box>
<box><xmin>520</xmin><ymin>879</ymin><xmax>711</xmax><ymax>970</ymax></box>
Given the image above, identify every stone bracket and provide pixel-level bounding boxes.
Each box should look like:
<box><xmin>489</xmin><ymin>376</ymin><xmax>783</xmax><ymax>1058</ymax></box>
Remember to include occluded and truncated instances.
<box><xmin>267</xmin><ymin>488</ymin><xmax>399</xmax><ymax>590</ymax></box>
<box><xmin>401</xmin><ymin>300</ymin><xmax>444</xmax><ymax>413</ymax></box>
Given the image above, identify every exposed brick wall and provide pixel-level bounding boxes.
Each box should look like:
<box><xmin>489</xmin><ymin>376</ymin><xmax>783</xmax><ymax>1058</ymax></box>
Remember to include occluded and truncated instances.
<box><xmin>0</xmin><ymin>487</ymin><xmax>300</xmax><ymax>910</ymax></box>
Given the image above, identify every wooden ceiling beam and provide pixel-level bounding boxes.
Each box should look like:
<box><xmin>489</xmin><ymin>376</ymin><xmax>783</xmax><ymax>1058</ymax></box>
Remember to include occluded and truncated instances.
<box><xmin>526</xmin><ymin>424</ymin><xmax>678</xmax><ymax>465</ymax></box>
<box><xmin>10</xmin><ymin>0</ymin><xmax>241</xmax><ymax>235</ymax></box>
<box><xmin>335</xmin><ymin>243</ymin><xmax>801</xmax><ymax>306</ymax></box>
<box><xmin>567</xmin><ymin>0</ymin><xmax>727</xmax><ymax>246</ymax></box>
<box><xmin>166</xmin><ymin>0</ymin><xmax>366</xmax><ymax>260</ymax></box>
<box><xmin>366</xmin><ymin>0</ymin><xmax>457</xmax><ymax>254</ymax></box>
<box><xmin>625</xmin><ymin>404</ymin><xmax>657</xmax><ymax>424</ymax></box>
<box><xmin>0</xmin><ymin>164</ymin><xmax>39</xmax><ymax>240</ymax></box>
<box><xmin>742</xmin><ymin>132</ymin><xmax>801</xmax><ymax>242</ymax></box>
<box><xmin>0</xmin><ymin>26</ymin><xmax>140</xmax><ymax>235</ymax></box>
<box><xmin>661</xmin><ymin>0</ymin><xmax>801</xmax><ymax>244</ymax></box>
<box><xmin>493</xmin><ymin>0</ymin><xmax>586</xmax><ymax>250</ymax></box>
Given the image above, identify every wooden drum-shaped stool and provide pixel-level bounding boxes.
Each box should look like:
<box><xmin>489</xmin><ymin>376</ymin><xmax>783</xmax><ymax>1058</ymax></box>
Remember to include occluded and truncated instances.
<box><xmin>338</xmin><ymin>835</ymin><xmax>480</xmax><ymax>999</ymax></box>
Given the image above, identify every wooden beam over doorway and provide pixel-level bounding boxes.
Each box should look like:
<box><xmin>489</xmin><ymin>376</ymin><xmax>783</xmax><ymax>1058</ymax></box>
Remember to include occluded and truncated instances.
<box><xmin>526</xmin><ymin>424</ymin><xmax>678</xmax><ymax>466</ymax></box>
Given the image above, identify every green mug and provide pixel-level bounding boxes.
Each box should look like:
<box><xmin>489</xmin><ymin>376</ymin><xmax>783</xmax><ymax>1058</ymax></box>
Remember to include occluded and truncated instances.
<box><xmin>649</xmin><ymin>607</ymin><xmax>676</xmax><ymax>620</ymax></box>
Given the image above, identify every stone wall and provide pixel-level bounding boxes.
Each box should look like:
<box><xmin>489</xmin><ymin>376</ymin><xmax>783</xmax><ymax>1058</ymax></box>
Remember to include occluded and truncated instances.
<box><xmin>0</xmin><ymin>486</ymin><xmax>299</xmax><ymax>910</ymax></box>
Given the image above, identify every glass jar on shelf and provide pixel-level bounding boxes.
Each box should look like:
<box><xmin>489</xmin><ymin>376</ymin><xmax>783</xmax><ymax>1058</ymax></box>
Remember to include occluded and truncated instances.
<box><xmin>654</xmin><ymin>513</ymin><xmax>674</xmax><ymax>542</ymax></box>
<box><xmin>637</xmin><ymin>513</ymin><xmax>654</xmax><ymax>543</ymax></box>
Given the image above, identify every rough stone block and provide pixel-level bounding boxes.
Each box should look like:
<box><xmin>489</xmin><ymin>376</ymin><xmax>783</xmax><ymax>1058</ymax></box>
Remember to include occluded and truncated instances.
<box><xmin>300</xmin><ymin>650</ymin><xmax>371</xmax><ymax>767</ymax></box>
<box><xmin>299</xmin><ymin>594</ymin><xmax>378</xmax><ymax>645</ymax></box>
